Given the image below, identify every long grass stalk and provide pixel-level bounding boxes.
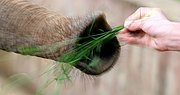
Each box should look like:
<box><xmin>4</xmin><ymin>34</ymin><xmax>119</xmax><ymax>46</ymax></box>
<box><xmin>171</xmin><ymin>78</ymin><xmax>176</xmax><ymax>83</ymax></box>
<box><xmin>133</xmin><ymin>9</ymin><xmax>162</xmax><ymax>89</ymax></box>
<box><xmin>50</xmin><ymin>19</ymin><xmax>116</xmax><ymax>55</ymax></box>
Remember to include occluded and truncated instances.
<box><xmin>17</xmin><ymin>24</ymin><xmax>124</xmax><ymax>95</ymax></box>
<box><xmin>57</xmin><ymin>25</ymin><xmax>124</xmax><ymax>67</ymax></box>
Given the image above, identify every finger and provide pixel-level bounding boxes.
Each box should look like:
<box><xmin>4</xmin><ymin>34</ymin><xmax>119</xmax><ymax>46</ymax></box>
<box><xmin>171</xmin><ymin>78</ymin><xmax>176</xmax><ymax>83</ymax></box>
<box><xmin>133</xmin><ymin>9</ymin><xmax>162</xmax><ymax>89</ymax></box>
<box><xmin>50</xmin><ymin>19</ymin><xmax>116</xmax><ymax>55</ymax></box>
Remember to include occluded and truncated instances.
<box><xmin>117</xmin><ymin>30</ymin><xmax>132</xmax><ymax>40</ymax></box>
<box><xmin>117</xmin><ymin>31</ymin><xmax>149</xmax><ymax>45</ymax></box>
<box><xmin>117</xmin><ymin>32</ymin><xmax>137</xmax><ymax>43</ymax></box>
<box><xmin>126</xmin><ymin>7</ymin><xmax>156</xmax><ymax>21</ymax></box>
<box><xmin>118</xmin><ymin>28</ymin><xmax>129</xmax><ymax>34</ymax></box>
<box><xmin>116</xmin><ymin>28</ymin><xmax>129</xmax><ymax>42</ymax></box>
<box><xmin>126</xmin><ymin>7</ymin><xmax>147</xmax><ymax>22</ymax></box>
<box><xmin>125</xmin><ymin>19</ymin><xmax>144</xmax><ymax>31</ymax></box>
<box><xmin>124</xmin><ymin>7</ymin><xmax>159</xmax><ymax>30</ymax></box>
<box><xmin>118</xmin><ymin>36</ymin><xmax>144</xmax><ymax>45</ymax></box>
<box><xmin>124</xmin><ymin>7</ymin><xmax>151</xmax><ymax>31</ymax></box>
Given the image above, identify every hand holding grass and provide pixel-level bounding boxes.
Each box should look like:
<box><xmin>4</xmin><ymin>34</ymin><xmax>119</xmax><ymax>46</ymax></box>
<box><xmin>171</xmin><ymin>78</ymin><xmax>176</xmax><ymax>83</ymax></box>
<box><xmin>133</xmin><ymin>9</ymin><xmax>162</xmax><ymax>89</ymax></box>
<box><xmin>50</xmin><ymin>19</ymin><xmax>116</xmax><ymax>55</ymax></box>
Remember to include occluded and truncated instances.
<box><xmin>117</xmin><ymin>7</ymin><xmax>180</xmax><ymax>51</ymax></box>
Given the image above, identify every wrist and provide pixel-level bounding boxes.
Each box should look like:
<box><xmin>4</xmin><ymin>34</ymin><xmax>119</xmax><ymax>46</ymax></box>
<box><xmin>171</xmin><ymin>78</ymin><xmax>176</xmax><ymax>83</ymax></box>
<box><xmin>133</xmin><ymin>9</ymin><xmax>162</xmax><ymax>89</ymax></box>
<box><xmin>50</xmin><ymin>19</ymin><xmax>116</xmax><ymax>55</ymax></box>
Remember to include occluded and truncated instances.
<box><xmin>165</xmin><ymin>21</ymin><xmax>180</xmax><ymax>51</ymax></box>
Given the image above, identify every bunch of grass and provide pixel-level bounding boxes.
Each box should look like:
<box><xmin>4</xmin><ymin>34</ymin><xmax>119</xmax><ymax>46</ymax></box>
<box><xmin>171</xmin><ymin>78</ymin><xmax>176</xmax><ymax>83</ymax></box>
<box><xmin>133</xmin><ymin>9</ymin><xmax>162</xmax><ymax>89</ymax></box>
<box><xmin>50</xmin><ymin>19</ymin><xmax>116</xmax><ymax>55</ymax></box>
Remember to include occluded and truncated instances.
<box><xmin>55</xmin><ymin>24</ymin><xmax>123</xmax><ymax>81</ymax></box>
<box><xmin>57</xmin><ymin>25</ymin><xmax>124</xmax><ymax>68</ymax></box>
<box><xmin>18</xmin><ymin>24</ymin><xmax>124</xmax><ymax>71</ymax></box>
<box><xmin>18</xmin><ymin>24</ymin><xmax>123</xmax><ymax>69</ymax></box>
<box><xmin>18</xmin><ymin>22</ymin><xmax>124</xmax><ymax>94</ymax></box>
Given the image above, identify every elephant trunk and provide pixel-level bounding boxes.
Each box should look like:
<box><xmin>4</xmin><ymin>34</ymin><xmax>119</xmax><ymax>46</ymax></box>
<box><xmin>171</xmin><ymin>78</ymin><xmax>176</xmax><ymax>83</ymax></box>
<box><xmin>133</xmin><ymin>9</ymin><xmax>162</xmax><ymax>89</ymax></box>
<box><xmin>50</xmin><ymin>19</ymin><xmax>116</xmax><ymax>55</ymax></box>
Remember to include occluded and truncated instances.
<box><xmin>0</xmin><ymin>0</ymin><xmax>120</xmax><ymax>75</ymax></box>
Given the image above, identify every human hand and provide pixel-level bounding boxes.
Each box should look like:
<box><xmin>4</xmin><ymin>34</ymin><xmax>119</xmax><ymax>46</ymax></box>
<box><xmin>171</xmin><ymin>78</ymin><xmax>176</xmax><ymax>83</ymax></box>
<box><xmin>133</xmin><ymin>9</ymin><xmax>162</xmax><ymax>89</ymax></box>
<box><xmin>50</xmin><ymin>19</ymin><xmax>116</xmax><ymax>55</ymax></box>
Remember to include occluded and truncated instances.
<box><xmin>117</xmin><ymin>7</ymin><xmax>180</xmax><ymax>51</ymax></box>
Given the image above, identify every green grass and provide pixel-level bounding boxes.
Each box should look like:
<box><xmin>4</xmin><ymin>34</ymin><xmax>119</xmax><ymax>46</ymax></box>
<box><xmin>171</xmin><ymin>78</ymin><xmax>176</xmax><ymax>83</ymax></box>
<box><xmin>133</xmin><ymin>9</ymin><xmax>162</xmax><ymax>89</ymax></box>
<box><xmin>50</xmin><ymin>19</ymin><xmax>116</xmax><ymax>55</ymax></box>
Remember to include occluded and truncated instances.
<box><xmin>18</xmin><ymin>24</ymin><xmax>123</xmax><ymax>72</ymax></box>
<box><xmin>18</xmin><ymin>24</ymin><xmax>123</xmax><ymax>77</ymax></box>
<box><xmin>17</xmin><ymin>20</ymin><xmax>124</xmax><ymax>94</ymax></box>
<box><xmin>57</xmin><ymin>25</ymin><xmax>124</xmax><ymax>67</ymax></box>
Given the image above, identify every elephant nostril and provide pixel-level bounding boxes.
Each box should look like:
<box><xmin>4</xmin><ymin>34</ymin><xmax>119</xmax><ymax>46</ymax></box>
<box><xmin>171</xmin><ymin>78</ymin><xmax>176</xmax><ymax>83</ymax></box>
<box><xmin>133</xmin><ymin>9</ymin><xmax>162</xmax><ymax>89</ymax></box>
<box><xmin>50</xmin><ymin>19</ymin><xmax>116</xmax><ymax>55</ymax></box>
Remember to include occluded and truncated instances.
<box><xmin>56</xmin><ymin>13</ymin><xmax>122</xmax><ymax>75</ymax></box>
<box><xmin>74</xmin><ymin>14</ymin><xmax>121</xmax><ymax>75</ymax></box>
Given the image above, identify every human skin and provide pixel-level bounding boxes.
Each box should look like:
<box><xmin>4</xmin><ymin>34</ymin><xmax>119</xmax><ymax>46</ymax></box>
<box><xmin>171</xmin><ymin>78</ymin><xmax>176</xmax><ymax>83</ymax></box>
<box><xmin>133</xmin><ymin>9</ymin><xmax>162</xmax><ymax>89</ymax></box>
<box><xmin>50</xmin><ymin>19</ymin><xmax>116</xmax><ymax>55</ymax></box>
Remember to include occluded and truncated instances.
<box><xmin>117</xmin><ymin>7</ymin><xmax>180</xmax><ymax>51</ymax></box>
<box><xmin>0</xmin><ymin>0</ymin><xmax>120</xmax><ymax>75</ymax></box>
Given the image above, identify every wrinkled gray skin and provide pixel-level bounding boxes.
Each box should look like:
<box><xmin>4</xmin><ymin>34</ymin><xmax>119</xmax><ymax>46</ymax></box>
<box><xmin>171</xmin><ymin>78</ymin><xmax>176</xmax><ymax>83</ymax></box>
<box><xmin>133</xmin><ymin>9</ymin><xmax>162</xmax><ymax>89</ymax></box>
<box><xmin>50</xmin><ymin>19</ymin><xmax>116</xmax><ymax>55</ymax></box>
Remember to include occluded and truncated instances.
<box><xmin>0</xmin><ymin>0</ymin><xmax>120</xmax><ymax>75</ymax></box>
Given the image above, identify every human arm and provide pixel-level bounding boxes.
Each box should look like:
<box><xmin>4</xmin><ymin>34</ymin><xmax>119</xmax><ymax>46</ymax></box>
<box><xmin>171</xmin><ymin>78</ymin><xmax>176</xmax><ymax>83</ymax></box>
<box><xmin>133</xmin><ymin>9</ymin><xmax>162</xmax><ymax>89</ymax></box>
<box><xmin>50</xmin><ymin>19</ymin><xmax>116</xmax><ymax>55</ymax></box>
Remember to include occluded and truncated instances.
<box><xmin>117</xmin><ymin>7</ymin><xmax>180</xmax><ymax>51</ymax></box>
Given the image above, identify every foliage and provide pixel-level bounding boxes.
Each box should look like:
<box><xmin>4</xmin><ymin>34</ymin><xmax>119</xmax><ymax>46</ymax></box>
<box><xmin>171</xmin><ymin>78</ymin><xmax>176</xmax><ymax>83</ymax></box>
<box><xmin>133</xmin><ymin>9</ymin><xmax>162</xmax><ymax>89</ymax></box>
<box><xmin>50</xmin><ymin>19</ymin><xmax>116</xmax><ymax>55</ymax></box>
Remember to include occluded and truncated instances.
<box><xmin>17</xmin><ymin>20</ymin><xmax>124</xmax><ymax>94</ymax></box>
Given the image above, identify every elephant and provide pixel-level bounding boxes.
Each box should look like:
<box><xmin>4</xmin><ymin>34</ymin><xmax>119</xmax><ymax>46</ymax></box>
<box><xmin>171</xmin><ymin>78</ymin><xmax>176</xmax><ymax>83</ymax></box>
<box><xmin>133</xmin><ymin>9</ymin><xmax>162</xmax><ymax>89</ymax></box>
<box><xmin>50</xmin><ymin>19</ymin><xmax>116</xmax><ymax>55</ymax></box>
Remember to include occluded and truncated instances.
<box><xmin>0</xmin><ymin>0</ymin><xmax>120</xmax><ymax>75</ymax></box>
